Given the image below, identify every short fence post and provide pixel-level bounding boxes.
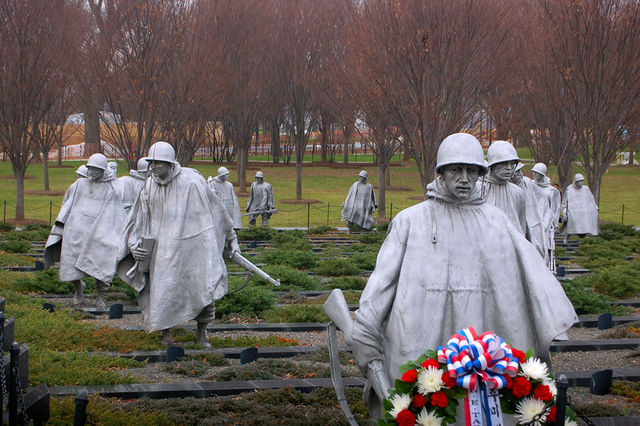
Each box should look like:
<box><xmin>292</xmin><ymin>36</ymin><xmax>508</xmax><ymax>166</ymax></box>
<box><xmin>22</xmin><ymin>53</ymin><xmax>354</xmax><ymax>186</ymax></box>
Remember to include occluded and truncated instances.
<box><xmin>307</xmin><ymin>203</ymin><xmax>311</xmax><ymax>230</ymax></box>
<box><xmin>49</xmin><ymin>201</ymin><xmax>53</xmax><ymax>225</ymax></box>
<box><xmin>9</xmin><ymin>342</ymin><xmax>19</xmax><ymax>426</ymax></box>
<box><xmin>622</xmin><ymin>204</ymin><xmax>625</xmax><ymax>224</ymax></box>
<box><xmin>0</xmin><ymin>312</ymin><xmax>4</xmax><ymax>422</ymax></box>
<box><xmin>326</xmin><ymin>203</ymin><xmax>330</xmax><ymax>226</ymax></box>
<box><xmin>555</xmin><ymin>374</ymin><xmax>568</xmax><ymax>426</ymax></box>
<box><xmin>73</xmin><ymin>389</ymin><xmax>89</xmax><ymax>426</ymax></box>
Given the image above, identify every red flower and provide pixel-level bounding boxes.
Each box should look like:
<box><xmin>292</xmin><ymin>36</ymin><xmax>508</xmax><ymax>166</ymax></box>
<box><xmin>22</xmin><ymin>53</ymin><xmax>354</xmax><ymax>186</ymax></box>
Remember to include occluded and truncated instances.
<box><xmin>421</xmin><ymin>359</ymin><xmax>440</xmax><ymax>370</ymax></box>
<box><xmin>547</xmin><ymin>405</ymin><xmax>556</xmax><ymax>423</ymax></box>
<box><xmin>512</xmin><ymin>376</ymin><xmax>532</xmax><ymax>398</ymax></box>
<box><xmin>441</xmin><ymin>370</ymin><xmax>457</xmax><ymax>389</ymax></box>
<box><xmin>413</xmin><ymin>393</ymin><xmax>428</xmax><ymax>408</ymax></box>
<box><xmin>401</xmin><ymin>369</ymin><xmax>418</xmax><ymax>383</ymax></box>
<box><xmin>512</xmin><ymin>348</ymin><xmax>526</xmax><ymax>364</ymax></box>
<box><xmin>505</xmin><ymin>375</ymin><xmax>513</xmax><ymax>389</ymax></box>
<box><xmin>430</xmin><ymin>391</ymin><xmax>449</xmax><ymax>408</ymax></box>
<box><xmin>396</xmin><ymin>409</ymin><xmax>415</xmax><ymax>426</ymax></box>
<box><xmin>533</xmin><ymin>384</ymin><xmax>553</xmax><ymax>402</ymax></box>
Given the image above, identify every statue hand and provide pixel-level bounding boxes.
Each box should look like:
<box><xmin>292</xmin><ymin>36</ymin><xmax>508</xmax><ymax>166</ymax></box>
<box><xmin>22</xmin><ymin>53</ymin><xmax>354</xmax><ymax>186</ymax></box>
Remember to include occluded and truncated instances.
<box><xmin>228</xmin><ymin>238</ymin><xmax>241</xmax><ymax>257</ymax></box>
<box><xmin>131</xmin><ymin>246</ymin><xmax>149</xmax><ymax>262</ymax></box>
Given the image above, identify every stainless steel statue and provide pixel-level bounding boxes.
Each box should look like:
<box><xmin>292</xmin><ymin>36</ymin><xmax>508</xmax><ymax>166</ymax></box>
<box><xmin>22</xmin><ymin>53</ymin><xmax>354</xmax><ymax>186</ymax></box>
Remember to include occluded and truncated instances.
<box><xmin>117</xmin><ymin>142</ymin><xmax>240</xmax><ymax>347</ymax></box>
<box><xmin>115</xmin><ymin>158</ymin><xmax>149</xmax><ymax>211</ymax></box>
<box><xmin>208</xmin><ymin>167</ymin><xmax>242</xmax><ymax>230</ymax></box>
<box><xmin>246</xmin><ymin>171</ymin><xmax>275</xmax><ymax>226</ymax></box>
<box><xmin>562</xmin><ymin>174</ymin><xmax>599</xmax><ymax>237</ymax></box>
<box><xmin>481</xmin><ymin>141</ymin><xmax>528</xmax><ymax>236</ymax></box>
<box><xmin>325</xmin><ymin>133</ymin><xmax>577</xmax><ymax>423</ymax></box>
<box><xmin>45</xmin><ymin>153</ymin><xmax>127</xmax><ymax>309</ymax></box>
<box><xmin>341</xmin><ymin>170</ymin><xmax>377</xmax><ymax>233</ymax></box>
<box><xmin>532</xmin><ymin>163</ymin><xmax>562</xmax><ymax>271</ymax></box>
<box><xmin>510</xmin><ymin>163</ymin><xmax>546</xmax><ymax>258</ymax></box>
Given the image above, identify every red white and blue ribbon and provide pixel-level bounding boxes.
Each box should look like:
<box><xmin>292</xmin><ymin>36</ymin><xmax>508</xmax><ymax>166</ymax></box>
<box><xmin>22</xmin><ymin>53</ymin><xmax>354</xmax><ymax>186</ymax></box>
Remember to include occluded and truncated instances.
<box><xmin>437</xmin><ymin>327</ymin><xmax>519</xmax><ymax>426</ymax></box>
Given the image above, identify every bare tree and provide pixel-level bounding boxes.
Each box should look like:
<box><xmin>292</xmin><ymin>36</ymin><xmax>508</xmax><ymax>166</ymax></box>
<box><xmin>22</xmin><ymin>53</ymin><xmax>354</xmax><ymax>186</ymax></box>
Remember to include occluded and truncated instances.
<box><xmin>542</xmin><ymin>0</ymin><xmax>640</xmax><ymax>202</ymax></box>
<box><xmin>0</xmin><ymin>0</ymin><xmax>83</xmax><ymax>219</ymax></box>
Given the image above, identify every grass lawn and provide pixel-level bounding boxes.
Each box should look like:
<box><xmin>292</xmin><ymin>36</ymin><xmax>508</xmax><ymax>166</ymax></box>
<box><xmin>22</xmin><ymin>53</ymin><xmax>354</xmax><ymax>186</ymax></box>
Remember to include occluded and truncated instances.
<box><xmin>0</xmin><ymin>156</ymin><xmax>638</xmax><ymax>227</ymax></box>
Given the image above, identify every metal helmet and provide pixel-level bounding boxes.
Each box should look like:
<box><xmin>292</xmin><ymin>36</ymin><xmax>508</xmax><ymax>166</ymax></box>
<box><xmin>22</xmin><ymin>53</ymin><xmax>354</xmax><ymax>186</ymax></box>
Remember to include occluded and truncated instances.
<box><xmin>574</xmin><ymin>173</ymin><xmax>585</xmax><ymax>183</ymax></box>
<box><xmin>435</xmin><ymin>133</ymin><xmax>487</xmax><ymax>175</ymax></box>
<box><xmin>255</xmin><ymin>171</ymin><xmax>264</xmax><ymax>178</ymax></box>
<box><xmin>487</xmin><ymin>140</ymin><xmax>519</xmax><ymax>167</ymax></box>
<box><xmin>217</xmin><ymin>167</ymin><xmax>230</xmax><ymax>177</ymax></box>
<box><xmin>531</xmin><ymin>163</ymin><xmax>547</xmax><ymax>176</ymax></box>
<box><xmin>86</xmin><ymin>153</ymin><xmax>108</xmax><ymax>171</ymax></box>
<box><xmin>515</xmin><ymin>162</ymin><xmax>524</xmax><ymax>172</ymax></box>
<box><xmin>76</xmin><ymin>165</ymin><xmax>88</xmax><ymax>178</ymax></box>
<box><xmin>137</xmin><ymin>158</ymin><xmax>149</xmax><ymax>172</ymax></box>
<box><xmin>144</xmin><ymin>142</ymin><xmax>176</xmax><ymax>163</ymax></box>
<box><xmin>358</xmin><ymin>170</ymin><xmax>368</xmax><ymax>178</ymax></box>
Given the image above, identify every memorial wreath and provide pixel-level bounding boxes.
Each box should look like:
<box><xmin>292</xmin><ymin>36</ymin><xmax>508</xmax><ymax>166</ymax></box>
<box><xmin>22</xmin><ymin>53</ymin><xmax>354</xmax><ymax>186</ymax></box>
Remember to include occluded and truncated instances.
<box><xmin>380</xmin><ymin>327</ymin><xmax>577</xmax><ymax>426</ymax></box>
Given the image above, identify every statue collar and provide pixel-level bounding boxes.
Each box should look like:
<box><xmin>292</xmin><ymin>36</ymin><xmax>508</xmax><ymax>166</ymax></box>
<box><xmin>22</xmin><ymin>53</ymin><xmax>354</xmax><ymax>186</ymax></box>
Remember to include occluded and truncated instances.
<box><xmin>426</xmin><ymin>176</ymin><xmax>485</xmax><ymax>206</ymax></box>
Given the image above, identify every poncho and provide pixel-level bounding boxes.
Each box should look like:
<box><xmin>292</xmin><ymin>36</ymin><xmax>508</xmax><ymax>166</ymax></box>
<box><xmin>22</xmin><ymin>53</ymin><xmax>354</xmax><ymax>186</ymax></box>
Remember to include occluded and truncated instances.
<box><xmin>115</xmin><ymin>170</ymin><xmax>146</xmax><ymax>211</ymax></box>
<box><xmin>209</xmin><ymin>176</ymin><xmax>242</xmax><ymax>229</ymax></box>
<box><xmin>481</xmin><ymin>174</ymin><xmax>528</xmax><ymax>235</ymax></box>
<box><xmin>341</xmin><ymin>181</ymin><xmax>377</xmax><ymax>229</ymax></box>
<box><xmin>562</xmin><ymin>184</ymin><xmax>598</xmax><ymax>235</ymax></box>
<box><xmin>44</xmin><ymin>173</ymin><xmax>125</xmax><ymax>284</ymax></box>
<box><xmin>517</xmin><ymin>176</ymin><xmax>545</xmax><ymax>257</ymax></box>
<box><xmin>118</xmin><ymin>165</ymin><xmax>234</xmax><ymax>332</ymax></box>
<box><xmin>535</xmin><ymin>177</ymin><xmax>562</xmax><ymax>263</ymax></box>
<box><xmin>246</xmin><ymin>181</ymin><xmax>274</xmax><ymax>214</ymax></box>
<box><xmin>352</xmin><ymin>176</ymin><xmax>577</xmax><ymax>419</ymax></box>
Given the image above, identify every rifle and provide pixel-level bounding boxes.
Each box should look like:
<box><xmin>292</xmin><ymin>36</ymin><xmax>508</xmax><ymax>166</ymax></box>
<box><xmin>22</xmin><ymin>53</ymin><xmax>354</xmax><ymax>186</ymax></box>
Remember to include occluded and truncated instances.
<box><xmin>323</xmin><ymin>289</ymin><xmax>391</xmax><ymax>415</ymax></box>
<box><xmin>227</xmin><ymin>251</ymin><xmax>280</xmax><ymax>287</ymax></box>
<box><xmin>242</xmin><ymin>208</ymin><xmax>278</xmax><ymax>216</ymax></box>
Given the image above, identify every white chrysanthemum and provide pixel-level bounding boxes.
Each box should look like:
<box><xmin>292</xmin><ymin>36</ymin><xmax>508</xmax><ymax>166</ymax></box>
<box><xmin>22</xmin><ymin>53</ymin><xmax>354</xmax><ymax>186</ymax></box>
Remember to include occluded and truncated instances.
<box><xmin>520</xmin><ymin>357</ymin><xmax>549</xmax><ymax>381</ymax></box>
<box><xmin>389</xmin><ymin>393</ymin><xmax>412</xmax><ymax>418</ymax></box>
<box><xmin>564</xmin><ymin>420</ymin><xmax>578</xmax><ymax>426</ymax></box>
<box><xmin>416</xmin><ymin>408</ymin><xmax>444</xmax><ymax>426</ymax></box>
<box><xmin>515</xmin><ymin>396</ymin><xmax>548</xmax><ymax>425</ymax></box>
<box><xmin>542</xmin><ymin>378</ymin><xmax>557</xmax><ymax>397</ymax></box>
<box><xmin>417</xmin><ymin>367</ymin><xmax>444</xmax><ymax>394</ymax></box>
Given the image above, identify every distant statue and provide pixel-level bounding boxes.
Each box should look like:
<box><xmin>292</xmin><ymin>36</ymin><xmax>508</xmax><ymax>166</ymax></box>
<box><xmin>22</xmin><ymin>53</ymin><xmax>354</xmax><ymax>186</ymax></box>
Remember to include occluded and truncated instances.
<box><xmin>341</xmin><ymin>170</ymin><xmax>377</xmax><ymax>233</ymax></box>
<box><xmin>532</xmin><ymin>163</ymin><xmax>562</xmax><ymax>271</ymax></box>
<box><xmin>107</xmin><ymin>161</ymin><xmax>118</xmax><ymax>179</ymax></box>
<box><xmin>118</xmin><ymin>142</ymin><xmax>240</xmax><ymax>347</ymax></box>
<box><xmin>562</xmin><ymin>173</ymin><xmax>599</xmax><ymax>238</ymax></box>
<box><xmin>208</xmin><ymin>167</ymin><xmax>242</xmax><ymax>230</ymax></box>
<box><xmin>115</xmin><ymin>158</ymin><xmax>149</xmax><ymax>211</ymax></box>
<box><xmin>511</xmin><ymin>162</ymin><xmax>546</xmax><ymax>258</ymax></box>
<box><xmin>324</xmin><ymin>133</ymin><xmax>577</xmax><ymax>423</ymax></box>
<box><xmin>246</xmin><ymin>171</ymin><xmax>275</xmax><ymax>226</ymax></box>
<box><xmin>481</xmin><ymin>141</ymin><xmax>528</xmax><ymax>236</ymax></box>
<box><xmin>75</xmin><ymin>165</ymin><xmax>88</xmax><ymax>179</ymax></box>
<box><xmin>44</xmin><ymin>153</ymin><xmax>126</xmax><ymax>309</ymax></box>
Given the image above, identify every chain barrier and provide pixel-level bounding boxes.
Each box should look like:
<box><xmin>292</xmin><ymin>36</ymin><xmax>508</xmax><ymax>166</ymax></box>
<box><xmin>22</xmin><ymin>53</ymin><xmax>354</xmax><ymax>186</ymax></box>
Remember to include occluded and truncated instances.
<box><xmin>0</xmin><ymin>315</ymin><xmax>7</xmax><ymax>407</ymax></box>
<box><xmin>519</xmin><ymin>397</ymin><xmax>556</xmax><ymax>426</ymax></box>
<box><xmin>12</xmin><ymin>362</ymin><xmax>28</xmax><ymax>426</ymax></box>
<box><xmin>567</xmin><ymin>399</ymin><xmax>596</xmax><ymax>426</ymax></box>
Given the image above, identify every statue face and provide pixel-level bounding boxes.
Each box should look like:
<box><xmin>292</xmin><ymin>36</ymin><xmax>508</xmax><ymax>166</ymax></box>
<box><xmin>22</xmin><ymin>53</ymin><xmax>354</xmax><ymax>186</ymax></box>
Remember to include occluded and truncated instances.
<box><xmin>149</xmin><ymin>160</ymin><xmax>172</xmax><ymax>180</ymax></box>
<box><xmin>86</xmin><ymin>166</ymin><xmax>104</xmax><ymax>180</ymax></box>
<box><xmin>533</xmin><ymin>171</ymin><xmax>545</xmax><ymax>183</ymax></box>
<box><xmin>256</xmin><ymin>177</ymin><xmax>264</xmax><ymax>183</ymax></box>
<box><xmin>358</xmin><ymin>176</ymin><xmax>367</xmax><ymax>183</ymax></box>
<box><xmin>491</xmin><ymin>160</ymin><xmax>517</xmax><ymax>182</ymax></box>
<box><xmin>574</xmin><ymin>180</ymin><xmax>584</xmax><ymax>189</ymax></box>
<box><xmin>219</xmin><ymin>174</ymin><xmax>228</xmax><ymax>182</ymax></box>
<box><xmin>441</xmin><ymin>164</ymin><xmax>479</xmax><ymax>200</ymax></box>
<box><xmin>511</xmin><ymin>169</ymin><xmax>523</xmax><ymax>185</ymax></box>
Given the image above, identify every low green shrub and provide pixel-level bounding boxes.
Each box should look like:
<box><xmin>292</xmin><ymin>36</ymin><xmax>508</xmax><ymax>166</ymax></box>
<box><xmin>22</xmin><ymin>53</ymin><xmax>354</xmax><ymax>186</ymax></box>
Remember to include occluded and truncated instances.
<box><xmin>600</xmin><ymin>223</ymin><xmax>638</xmax><ymax>238</ymax></box>
<box><xmin>50</xmin><ymin>395</ymin><xmax>170</xmax><ymax>426</ymax></box>
<box><xmin>306</xmin><ymin>226</ymin><xmax>336</xmax><ymax>234</ymax></box>
<box><xmin>262</xmin><ymin>304</ymin><xmax>329</xmax><ymax>323</ymax></box>
<box><xmin>212</xmin><ymin>359</ymin><xmax>331</xmax><ymax>381</ymax></box>
<box><xmin>257</xmin><ymin>264</ymin><xmax>321</xmax><ymax>291</ymax></box>
<box><xmin>351</xmin><ymin>251</ymin><xmax>377</xmax><ymax>270</ymax></box>
<box><xmin>272</xmin><ymin>229</ymin><xmax>306</xmax><ymax>246</ymax></box>
<box><xmin>22</xmin><ymin>222</ymin><xmax>51</xmax><ymax>231</ymax></box>
<box><xmin>328</xmin><ymin>276</ymin><xmax>367</xmax><ymax>290</ymax></box>
<box><xmin>0</xmin><ymin>240</ymin><xmax>31</xmax><ymax>253</ymax></box>
<box><xmin>5</xmin><ymin>228</ymin><xmax>50</xmax><ymax>241</ymax></box>
<box><xmin>208</xmin><ymin>334</ymin><xmax>299</xmax><ymax>348</ymax></box>
<box><xmin>215</xmin><ymin>284</ymin><xmax>276</xmax><ymax>317</ymax></box>
<box><xmin>165</xmin><ymin>359</ymin><xmax>213</xmax><ymax>377</ymax></box>
<box><xmin>587</xmin><ymin>261</ymin><xmax>640</xmax><ymax>298</ymax></box>
<box><xmin>256</xmin><ymin>247</ymin><xmax>317</xmax><ymax>269</ymax></box>
<box><xmin>358</xmin><ymin>231</ymin><xmax>387</xmax><ymax>244</ymax></box>
<box><xmin>313</xmin><ymin>258</ymin><xmax>360</xmax><ymax>277</ymax></box>
<box><xmin>561</xmin><ymin>281</ymin><xmax>631</xmax><ymax>315</ymax></box>
<box><xmin>236</xmin><ymin>227</ymin><xmax>277</xmax><ymax>241</ymax></box>
<box><xmin>0</xmin><ymin>252</ymin><xmax>35</xmax><ymax>266</ymax></box>
<box><xmin>0</xmin><ymin>222</ymin><xmax>15</xmax><ymax>232</ymax></box>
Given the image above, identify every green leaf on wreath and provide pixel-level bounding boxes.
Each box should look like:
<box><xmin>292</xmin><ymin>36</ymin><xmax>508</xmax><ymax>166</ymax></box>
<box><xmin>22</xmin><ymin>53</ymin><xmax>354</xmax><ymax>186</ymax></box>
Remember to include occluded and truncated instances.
<box><xmin>383</xmin><ymin>397</ymin><xmax>393</xmax><ymax>411</ymax></box>
<box><xmin>525</xmin><ymin>347</ymin><xmax>535</xmax><ymax>359</ymax></box>
<box><xmin>399</xmin><ymin>359</ymin><xmax>417</xmax><ymax>373</ymax></box>
<box><xmin>416</xmin><ymin>352</ymin><xmax>428</xmax><ymax>365</ymax></box>
<box><xmin>395</xmin><ymin>380</ymin><xmax>412</xmax><ymax>394</ymax></box>
<box><xmin>424</xmin><ymin>349</ymin><xmax>438</xmax><ymax>360</ymax></box>
<box><xmin>444</xmin><ymin>404</ymin><xmax>456</xmax><ymax>417</ymax></box>
<box><xmin>445</xmin><ymin>414</ymin><xmax>457</xmax><ymax>424</ymax></box>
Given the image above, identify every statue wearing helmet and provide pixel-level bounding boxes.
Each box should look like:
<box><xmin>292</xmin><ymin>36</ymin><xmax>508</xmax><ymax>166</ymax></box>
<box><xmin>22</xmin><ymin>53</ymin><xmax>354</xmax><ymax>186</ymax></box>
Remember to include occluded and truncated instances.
<box><xmin>45</xmin><ymin>152</ymin><xmax>126</xmax><ymax>310</ymax></box>
<box><xmin>341</xmin><ymin>170</ymin><xmax>377</xmax><ymax>233</ymax></box>
<box><xmin>481</xmin><ymin>141</ymin><xmax>528</xmax><ymax>236</ymax></box>
<box><xmin>332</xmin><ymin>133</ymin><xmax>576</xmax><ymax>423</ymax></box>
<box><xmin>208</xmin><ymin>167</ymin><xmax>242</xmax><ymax>229</ymax></box>
<box><xmin>561</xmin><ymin>173</ymin><xmax>598</xmax><ymax>238</ymax></box>
<box><xmin>511</xmin><ymin>163</ymin><xmax>547</xmax><ymax>261</ymax></box>
<box><xmin>246</xmin><ymin>171</ymin><xmax>275</xmax><ymax>226</ymax></box>
<box><xmin>530</xmin><ymin>163</ymin><xmax>562</xmax><ymax>271</ymax></box>
<box><xmin>115</xmin><ymin>158</ymin><xmax>150</xmax><ymax>212</ymax></box>
<box><xmin>118</xmin><ymin>142</ymin><xmax>241</xmax><ymax>348</ymax></box>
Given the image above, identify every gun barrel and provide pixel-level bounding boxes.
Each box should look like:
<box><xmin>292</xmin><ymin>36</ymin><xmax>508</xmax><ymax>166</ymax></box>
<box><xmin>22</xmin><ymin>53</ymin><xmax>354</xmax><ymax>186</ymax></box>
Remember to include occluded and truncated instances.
<box><xmin>230</xmin><ymin>252</ymin><xmax>280</xmax><ymax>286</ymax></box>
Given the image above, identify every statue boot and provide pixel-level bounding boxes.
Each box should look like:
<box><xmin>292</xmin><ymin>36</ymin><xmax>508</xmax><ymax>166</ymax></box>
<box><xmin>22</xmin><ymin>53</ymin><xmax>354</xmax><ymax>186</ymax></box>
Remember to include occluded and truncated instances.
<box><xmin>73</xmin><ymin>280</ymin><xmax>86</xmax><ymax>305</ymax></box>
<box><xmin>196</xmin><ymin>323</ymin><xmax>212</xmax><ymax>348</ymax></box>
<box><xmin>95</xmin><ymin>281</ymin><xmax>108</xmax><ymax>311</ymax></box>
<box><xmin>161</xmin><ymin>329</ymin><xmax>172</xmax><ymax>346</ymax></box>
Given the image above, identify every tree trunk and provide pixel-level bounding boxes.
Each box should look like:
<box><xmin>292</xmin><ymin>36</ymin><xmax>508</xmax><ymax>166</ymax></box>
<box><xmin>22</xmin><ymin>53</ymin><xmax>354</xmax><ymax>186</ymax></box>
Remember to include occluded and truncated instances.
<box><xmin>84</xmin><ymin>108</ymin><xmax>101</xmax><ymax>156</ymax></box>
<box><xmin>385</xmin><ymin>168</ymin><xmax>391</xmax><ymax>188</ymax></box>
<box><xmin>342</xmin><ymin>126</ymin><xmax>351</xmax><ymax>164</ymax></box>
<box><xmin>57</xmin><ymin>135</ymin><xmax>63</xmax><ymax>166</ymax></box>
<box><xmin>270</xmin><ymin>120</ymin><xmax>281</xmax><ymax>163</ymax></box>
<box><xmin>237</xmin><ymin>145</ymin><xmax>248</xmax><ymax>192</ymax></box>
<box><xmin>295</xmin><ymin>132</ymin><xmax>304</xmax><ymax>200</ymax></box>
<box><xmin>629</xmin><ymin>146</ymin><xmax>634</xmax><ymax>165</ymax></box>
<box><xmin>15</xmin><ymin>173</ymin><xmax>24</xmax><ymax>221</ymax></box>
<box><xmin>320</xmin><ymin>120</ymin><xmax>329</xmax><ymax>163</ymax></box>
<box><xmin>42</xmin><ymin>148</ymin><xmax>50</xmax><ymax>191</ymax></box>
<box><xmin>377</xmin><ymin>162</ymin><xmax>386</xmax><ymax>219</ymax></box>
